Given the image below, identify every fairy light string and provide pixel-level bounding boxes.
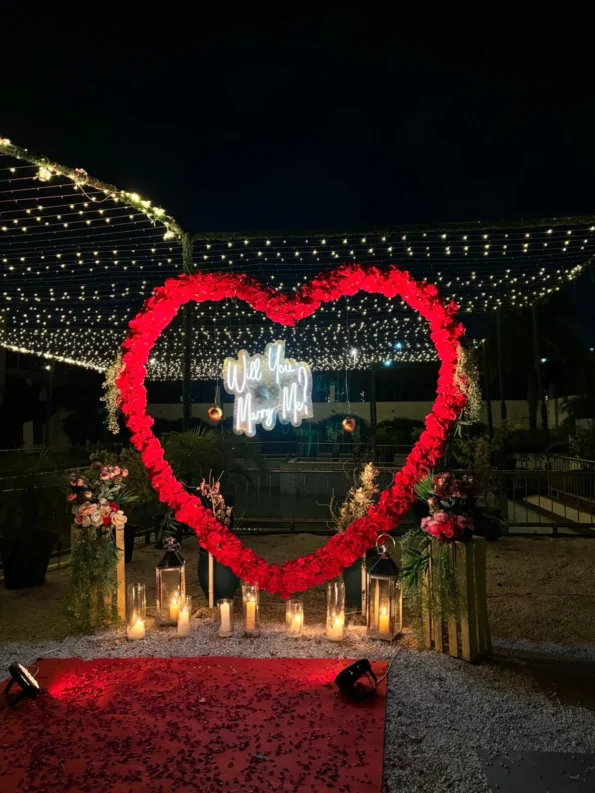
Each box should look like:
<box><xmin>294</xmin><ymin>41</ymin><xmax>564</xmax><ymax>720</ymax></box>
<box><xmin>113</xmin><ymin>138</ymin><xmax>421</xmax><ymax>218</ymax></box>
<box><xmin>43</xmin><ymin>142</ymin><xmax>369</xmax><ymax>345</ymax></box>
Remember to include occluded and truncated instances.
<box><xmin>1</xmin><ymin>135</ymin><xmax>594</xmax><ymax>377</ymax></box>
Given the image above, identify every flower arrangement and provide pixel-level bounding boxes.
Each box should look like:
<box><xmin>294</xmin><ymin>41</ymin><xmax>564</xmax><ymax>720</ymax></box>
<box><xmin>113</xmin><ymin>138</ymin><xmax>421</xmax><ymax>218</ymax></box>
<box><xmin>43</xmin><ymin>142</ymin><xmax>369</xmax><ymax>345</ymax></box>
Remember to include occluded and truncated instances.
<box><xmin>197</xmin><ymin>476</ymin><xmax>233</xmax><ymax>528</ymax></box>
<box><xmin>116</xmin><ymin>264</ymin><xmax>467</xmax><ymax>597</ymax></box>
<box><xmin>330</xmin><ymin>462</ymin><xmax>379</xmax><ymax>532</ymax></box>
<box><xmin>417</xmin><ymin>472</ymin><xmax>475</xmax><ymax>543</ymax></box>
<box><xmin>67</xmin><ymin>464</ymin><xmax>129</xmax><ymax>531</ymax></box>
<box><xmin>68</xmin><ymin>461</ymin><xmax>136</xmax><ymax>629</ymax></box>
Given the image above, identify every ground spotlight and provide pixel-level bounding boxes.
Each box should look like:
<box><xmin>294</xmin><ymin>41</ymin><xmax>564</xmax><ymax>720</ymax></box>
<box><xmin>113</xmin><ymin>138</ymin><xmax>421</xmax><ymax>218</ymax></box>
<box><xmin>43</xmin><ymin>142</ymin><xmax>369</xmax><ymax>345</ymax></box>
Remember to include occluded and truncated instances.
<box><xmin>4</xmin><ymin>662</ymin><xmax>41</xmax><ymax>707</ymax></box>
<box><xmin>335</xmin><ymin>659</ymin><xmax>378</xmax><ymax>699</ymax></box>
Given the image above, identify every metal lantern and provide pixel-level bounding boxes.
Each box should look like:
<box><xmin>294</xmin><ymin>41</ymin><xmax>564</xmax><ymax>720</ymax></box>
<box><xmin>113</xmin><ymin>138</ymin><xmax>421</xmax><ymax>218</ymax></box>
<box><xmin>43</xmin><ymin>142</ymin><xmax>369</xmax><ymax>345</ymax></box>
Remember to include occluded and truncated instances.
<box><xmin>366</xmin><ymin>535</ymin><xmax>402</xmax><ymax>641</ymax></box>
<box><xmin>156</xmin><ymin>537</ymin><xmax>186</xmax><ymax>627</ymax></box>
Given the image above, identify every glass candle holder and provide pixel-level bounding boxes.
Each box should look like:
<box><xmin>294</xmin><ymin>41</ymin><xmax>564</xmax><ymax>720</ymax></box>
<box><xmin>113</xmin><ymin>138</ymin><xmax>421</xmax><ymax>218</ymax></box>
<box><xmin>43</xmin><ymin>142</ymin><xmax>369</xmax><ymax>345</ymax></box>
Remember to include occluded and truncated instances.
<box><xmin>126</xmin><ymin>583</ymin><xmax>146</xmax><ymax>640</ymax></box>
<box><xmin>326</xmin><ymin>581</ymin><xmax>345</xmax><ymax>642</ymax></box>
<box><xmin>217</xmin><ymin>598</ymin><xmax>234</xmax><ymax>638</ymax></box>
<box><xmin>285</xmin><ymin>600</ymin><xmax>304</xmax><ymax>638</ymax></box>
<box><xmin>242</xmin><ymin>582</ymin><xmax>261</xmax><ymax>637</ymax></box>
<box><xmin>177</xmin><ymin>596</ymin><xmax>192</xmax><ymax>637</ymax></box>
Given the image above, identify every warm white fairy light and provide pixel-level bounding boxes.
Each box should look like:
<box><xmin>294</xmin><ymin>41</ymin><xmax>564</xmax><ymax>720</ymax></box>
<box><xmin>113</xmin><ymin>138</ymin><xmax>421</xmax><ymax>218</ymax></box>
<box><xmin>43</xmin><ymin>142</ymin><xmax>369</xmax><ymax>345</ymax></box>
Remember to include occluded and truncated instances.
<box><xmin>1</xmin><ymin>135</ymin><xmax>594</xmax><ymax>376</ymax></box>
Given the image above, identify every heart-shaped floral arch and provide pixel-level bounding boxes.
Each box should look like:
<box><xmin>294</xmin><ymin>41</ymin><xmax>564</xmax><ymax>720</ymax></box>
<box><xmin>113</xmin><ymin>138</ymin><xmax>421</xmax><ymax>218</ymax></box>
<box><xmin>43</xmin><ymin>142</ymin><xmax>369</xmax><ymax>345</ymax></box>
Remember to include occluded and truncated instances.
<box><xmin>117</xmin><ymin>264</ymin><xmax>467</xmax><ymax>597</ymax></box>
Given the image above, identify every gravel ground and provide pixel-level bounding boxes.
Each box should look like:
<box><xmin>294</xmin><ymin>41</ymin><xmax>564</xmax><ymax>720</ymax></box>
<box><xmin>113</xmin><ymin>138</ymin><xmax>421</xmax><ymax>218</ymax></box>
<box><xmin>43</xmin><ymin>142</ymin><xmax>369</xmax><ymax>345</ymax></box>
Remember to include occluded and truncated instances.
<box><xmin>2</xmin><ymin>621</ymin><xmax>595</xmax><ymax>792</ymax></box>
<box><xmin>2</xmin><ymin>536</ymin><xmax>595</xmax><ymax>791</ymax></box>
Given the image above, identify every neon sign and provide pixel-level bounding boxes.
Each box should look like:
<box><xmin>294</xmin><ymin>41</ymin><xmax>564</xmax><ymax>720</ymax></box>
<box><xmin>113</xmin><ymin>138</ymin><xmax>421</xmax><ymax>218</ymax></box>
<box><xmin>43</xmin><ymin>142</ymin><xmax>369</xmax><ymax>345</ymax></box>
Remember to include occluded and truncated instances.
<box><xmin>223</xmin><ymin>340</ymin><xmax>313</xmax><ymax>437</ymax></box>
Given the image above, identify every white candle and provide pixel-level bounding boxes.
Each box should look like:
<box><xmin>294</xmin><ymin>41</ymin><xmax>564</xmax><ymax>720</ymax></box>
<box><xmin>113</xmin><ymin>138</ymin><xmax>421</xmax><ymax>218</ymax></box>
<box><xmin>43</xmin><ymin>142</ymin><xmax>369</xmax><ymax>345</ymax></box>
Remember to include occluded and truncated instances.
<box><xmin>127</xmin><ymin>618</ymin><xmax>145</xmax><ymax>640</ymax></box>
<box><xmin>289</xmin><ymin>613</ymin><xmax>302</xmax><ymax>635</ymax></box>
<box><xmin>220</xmin><ymin>602</ymin><xmax>232</xmax><ymax>635</ymax></box>
<box><xmin>379</xmin><ymin>607</ymin><xmax>390</xmax><ymax>635</ymax></box>
<box><xmin>327</xmin><ymin>613</ymin><xmax>344</xmax><ymax>641</ymax></box>
<box><xmin>177</xmin><ymin>608</ymin><xmax>190</xmax><ymax>637</ymax></box>
<box><xmin>169</xmin><ymin>595</ymin><xmax>180</xmax><ymax>622</ymax></box>
<box><xmin>246</xmin><ymin>598</ymin><xmax>256</xmax><ymax>631</ymax></box>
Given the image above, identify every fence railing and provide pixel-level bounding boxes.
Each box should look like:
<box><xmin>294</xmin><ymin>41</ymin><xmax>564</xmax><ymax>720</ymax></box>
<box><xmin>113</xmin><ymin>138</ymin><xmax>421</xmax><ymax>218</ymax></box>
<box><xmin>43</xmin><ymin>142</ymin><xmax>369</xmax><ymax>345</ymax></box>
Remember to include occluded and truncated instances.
<box><xmin>1</xmin><ymin>465</ymin><xmax>594</xmax><ymax>570</ymax></box>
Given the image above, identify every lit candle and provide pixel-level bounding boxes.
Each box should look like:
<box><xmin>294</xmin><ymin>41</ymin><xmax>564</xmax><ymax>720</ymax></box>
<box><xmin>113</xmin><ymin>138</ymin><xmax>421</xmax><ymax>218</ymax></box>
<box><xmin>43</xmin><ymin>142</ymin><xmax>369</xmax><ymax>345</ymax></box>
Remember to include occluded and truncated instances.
<box><xmin>127</xmin><ymin>618</ymin><xmax>145</xmax><ymax>640</ymax></box>
<box><xmin>290</xmin><ymin>613</ymin><xmax>302</xmax><ymax>634</ymax></box>
<box><xmin>220</xmin><ymin>601</ymin><xmax>232</xmax><ymax>634</ymax></box>
<box><xmin>327</xmin><ymin>613</ymin><xmax>344</xmax><ymax>641</ymax></box>
<box><xmin>177</xmin><ymin>607</ymin><xmax>190</xmax><ymax>637</ymax></box>
<box><xmin>379</xmin><ymin>606</ymin><xmax>390</xmax><ymax>635</ymax></box>
<box><xmin>169</xmin><ymin>594</ymin><xmax>180</xmax><ymax>622</ymax></box>
<box><xmin>246</xmin><ymin>598</ymin><xmax>256</xmax><ymax>631</ymax></box>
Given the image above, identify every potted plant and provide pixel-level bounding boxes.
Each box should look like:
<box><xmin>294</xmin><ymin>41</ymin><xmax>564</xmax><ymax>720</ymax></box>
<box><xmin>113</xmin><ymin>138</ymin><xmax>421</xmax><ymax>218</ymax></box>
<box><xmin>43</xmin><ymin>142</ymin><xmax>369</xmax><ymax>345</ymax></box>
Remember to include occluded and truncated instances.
<box><xmin>0</xmin><ymin>451</ymin><xmax>63</xmax><ymax>589</ymax></box>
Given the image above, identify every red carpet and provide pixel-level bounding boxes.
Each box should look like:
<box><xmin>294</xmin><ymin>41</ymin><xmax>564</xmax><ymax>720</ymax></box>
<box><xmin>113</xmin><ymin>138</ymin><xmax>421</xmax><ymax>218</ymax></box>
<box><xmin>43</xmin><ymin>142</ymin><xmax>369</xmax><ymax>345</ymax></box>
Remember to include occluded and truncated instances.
<box><xmin>1</xmin><ymin>657</ymin><xmax>387</xmax><ymax>792</ymax></box>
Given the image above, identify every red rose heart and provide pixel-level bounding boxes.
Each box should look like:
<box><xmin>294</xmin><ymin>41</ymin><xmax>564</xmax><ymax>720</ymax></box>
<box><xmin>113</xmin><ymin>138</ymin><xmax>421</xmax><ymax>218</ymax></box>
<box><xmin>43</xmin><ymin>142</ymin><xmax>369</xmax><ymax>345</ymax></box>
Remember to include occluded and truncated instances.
<box><xmin>117</xmin><ymin>264</ymin><xmax>466</xmax><ymax>597</ymax></box>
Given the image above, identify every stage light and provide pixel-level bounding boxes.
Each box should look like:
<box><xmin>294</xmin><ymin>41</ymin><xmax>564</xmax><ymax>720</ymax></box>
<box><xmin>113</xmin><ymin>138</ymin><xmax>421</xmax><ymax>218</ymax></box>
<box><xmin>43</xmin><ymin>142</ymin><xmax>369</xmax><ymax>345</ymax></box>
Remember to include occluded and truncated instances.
<box><xmin>540</xmin><ymin>357</ymin><xmax>548</xmax><ymax>363</ymax></box>
<box><xmin>383</xmin><ymin>360</ymin><xmax>392</xmax><ymax>367</ymax></box>
<box><xmin>4</xmin><ymin>662</ymin><xmax>41</xmax><ymax>707</ymax></box>
<box><xmin>394</xmin><ymin>342</ymin><xmax>402</xmax><ymax>350</ymax></box>
<box><xmin>335</xmin><ymin>659</ymin><xmax>377</xmax><ymax>699</ymax></box>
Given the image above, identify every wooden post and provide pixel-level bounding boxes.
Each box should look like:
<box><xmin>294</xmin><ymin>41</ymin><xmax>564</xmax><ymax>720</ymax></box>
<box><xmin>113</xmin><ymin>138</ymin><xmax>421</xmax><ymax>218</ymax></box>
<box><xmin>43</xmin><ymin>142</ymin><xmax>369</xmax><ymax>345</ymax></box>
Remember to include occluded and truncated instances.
<box><xmin>181</xmin><ymin>233</ymin><xmax>195</xmax><ymax>431</ymax></box>
<box><xmin>496</xmin><ymin>309</ymin><xmax>507</xmax><ymax>422</ymax></box>
<box><xmin>115</xmin><ymin>524</ymin><xmax>126</xmax><ymax>621</ymax></box>
<box><xmin>369</xmin><ymin>363</ymin><xmax>377</xmax><ymax>461</ymax></box>
<box><xmin>531</xmin><ymin>303</ymin><xmax>549</xmax><ymax>438</ymax></box>
<box><xmin>482</xmin><ymin>340</ymin><xmax>493</xmax><ymax>438</ymax></box>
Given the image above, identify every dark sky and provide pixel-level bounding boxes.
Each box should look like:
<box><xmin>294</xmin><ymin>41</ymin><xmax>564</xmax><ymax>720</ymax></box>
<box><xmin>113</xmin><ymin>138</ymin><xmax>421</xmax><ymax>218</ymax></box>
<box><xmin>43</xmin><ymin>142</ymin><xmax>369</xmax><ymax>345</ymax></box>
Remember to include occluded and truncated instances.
<box><xmin>2</xmin><ymin>7</ymin><xmax>595</xmax><ymax>234</ymax></box>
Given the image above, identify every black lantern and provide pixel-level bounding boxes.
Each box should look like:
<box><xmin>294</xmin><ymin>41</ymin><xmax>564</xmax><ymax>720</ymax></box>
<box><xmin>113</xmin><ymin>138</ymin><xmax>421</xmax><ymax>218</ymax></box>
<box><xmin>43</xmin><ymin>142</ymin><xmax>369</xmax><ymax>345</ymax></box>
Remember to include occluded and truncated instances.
<box><xmin>366</xmin><ymin>535</ymin><xmax>402</xmax><ymax>641</ymax></box>
<box><xmin>156</xmin><ymin>537</ymin><xmax>186</xmax><ymax>626</ymax></box>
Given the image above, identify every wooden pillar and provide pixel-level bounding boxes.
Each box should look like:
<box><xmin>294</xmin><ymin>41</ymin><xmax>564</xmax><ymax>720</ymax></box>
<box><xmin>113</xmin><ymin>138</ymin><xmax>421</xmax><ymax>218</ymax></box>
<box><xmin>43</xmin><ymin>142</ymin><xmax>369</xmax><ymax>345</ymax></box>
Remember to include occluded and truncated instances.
<box><xmin>369</xmin><ymin>363</ymin><xmax>377</xmax><ymax>460</ymax></box>
<box><xmin>181</xmin><ymin>233</ymin><xmax>195</xmax><ymax>431</ymax></box>
<box><xmin>531</xmin><ymin>303</ymin><xmax>549</xmax><ymax>438</ymax></box>
<box><xmin>481</xmin><ymin>340</ymin><xmax>493</xmax><ymax>438</ymax></box>
<box><xmin>496</xmin><ymin>309</ymin><xmax>507</xmax><ymax>422</ymax></box>
<box><xmin>44</xmin><ymin>361</ymin><xmax>55</xmax><ymax>447</ymax></box>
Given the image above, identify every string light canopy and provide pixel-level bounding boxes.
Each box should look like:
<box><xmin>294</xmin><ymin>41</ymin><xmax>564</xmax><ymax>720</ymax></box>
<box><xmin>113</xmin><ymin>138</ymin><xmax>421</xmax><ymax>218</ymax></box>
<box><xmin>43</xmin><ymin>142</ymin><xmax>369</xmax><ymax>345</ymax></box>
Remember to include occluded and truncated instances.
<box><xmin>1</xmin><ymin>135</ymin><xmax>594</xmax><ymax>378</ymax></box>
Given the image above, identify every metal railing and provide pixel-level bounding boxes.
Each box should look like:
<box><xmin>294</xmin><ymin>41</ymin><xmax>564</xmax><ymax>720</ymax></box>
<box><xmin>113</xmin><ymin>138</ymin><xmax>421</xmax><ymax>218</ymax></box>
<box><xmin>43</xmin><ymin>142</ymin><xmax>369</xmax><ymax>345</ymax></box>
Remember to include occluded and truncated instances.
<box><xmin>1</xmin><ymin>465</ymin><xmax>594</xmax><ymax>571</ymax></box>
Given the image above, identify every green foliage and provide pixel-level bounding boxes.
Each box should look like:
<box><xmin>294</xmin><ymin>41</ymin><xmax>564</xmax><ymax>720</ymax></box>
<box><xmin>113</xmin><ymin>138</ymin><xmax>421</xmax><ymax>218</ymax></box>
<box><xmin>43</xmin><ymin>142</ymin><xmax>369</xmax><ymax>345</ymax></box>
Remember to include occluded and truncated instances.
<box><xmin>90</xmin><ymin>448</ymin><xmax>152</xmax><ymax>505</ymax></box>
<box><xmin>163</xmin><ymin>427</ymin><xmax>263</xmax><ymax>486</ymax></box>
<box><xmin>413</xmin><ymin>473</ymin><xmax>434</xmax><ymax>504</ymax></box>
<box><xmin>400</xmin><ymin>528</ymin><xmax>461</xmax><ymax>646</ymax></box>
<box><xmin>69</xmin><ymin>527</ymin><xmax>120</xmax><ymax>630</ymax></box>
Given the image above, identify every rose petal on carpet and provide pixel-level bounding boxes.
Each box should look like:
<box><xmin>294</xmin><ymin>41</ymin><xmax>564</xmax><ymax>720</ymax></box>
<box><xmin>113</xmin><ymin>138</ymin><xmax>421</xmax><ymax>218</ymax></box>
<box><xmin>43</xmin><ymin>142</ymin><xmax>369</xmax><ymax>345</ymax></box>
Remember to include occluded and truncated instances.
<box><xmin>1</xmin><ymin>656</ymin><xmax>387</xmax><ymax>792</ymax></box>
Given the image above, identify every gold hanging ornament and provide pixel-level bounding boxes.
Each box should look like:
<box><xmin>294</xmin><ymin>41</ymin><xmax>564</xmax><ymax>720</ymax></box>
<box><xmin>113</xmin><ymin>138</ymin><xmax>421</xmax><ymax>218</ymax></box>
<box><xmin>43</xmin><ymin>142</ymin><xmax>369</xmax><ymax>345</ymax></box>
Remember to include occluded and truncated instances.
<box><xmin>208</xmin><ymin>406</ymin><xmax>223</xmax><ymax>423</ymax></box>
<box><xmin>342</xmin><ymin>416</ymin><xmax>356</xmax><ymax>433</ymax></box>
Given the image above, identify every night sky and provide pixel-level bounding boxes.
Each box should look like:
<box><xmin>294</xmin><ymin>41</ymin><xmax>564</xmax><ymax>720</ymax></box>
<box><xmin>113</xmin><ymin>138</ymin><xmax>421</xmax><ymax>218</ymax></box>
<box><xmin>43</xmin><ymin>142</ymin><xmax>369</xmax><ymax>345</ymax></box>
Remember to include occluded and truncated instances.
<box><xmin>2</xmin><ymin>9</ymin><xmax>595</xmax><ymax>234</ymax></box>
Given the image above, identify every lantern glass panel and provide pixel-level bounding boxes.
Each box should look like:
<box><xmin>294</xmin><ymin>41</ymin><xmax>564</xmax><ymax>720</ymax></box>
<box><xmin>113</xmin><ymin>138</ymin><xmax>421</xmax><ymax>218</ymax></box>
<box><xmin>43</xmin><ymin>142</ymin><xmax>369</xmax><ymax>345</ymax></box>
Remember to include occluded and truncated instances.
<box><xmin>156</xmin><ymin>545</ymin><xmax>186</xmax><ymax>626</ymax></box>
<box><xmin>366</xmin><ymin>574</ymin><xmax>401</xmax><ymax>641</ymax></box>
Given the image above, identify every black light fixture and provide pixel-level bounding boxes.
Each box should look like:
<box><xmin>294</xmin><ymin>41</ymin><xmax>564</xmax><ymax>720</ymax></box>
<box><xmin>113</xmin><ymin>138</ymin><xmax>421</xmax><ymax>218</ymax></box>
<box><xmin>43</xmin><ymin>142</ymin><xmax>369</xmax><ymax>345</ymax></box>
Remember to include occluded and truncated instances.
<box><xmin>4</xmin><ymin>662</ymin><xmax>41</xmax><ymax>707</ymax></box>
<box><xmin>335</xmin><ymin>659</ymin><xmax>378</xmax><ymax>699</ymax></box>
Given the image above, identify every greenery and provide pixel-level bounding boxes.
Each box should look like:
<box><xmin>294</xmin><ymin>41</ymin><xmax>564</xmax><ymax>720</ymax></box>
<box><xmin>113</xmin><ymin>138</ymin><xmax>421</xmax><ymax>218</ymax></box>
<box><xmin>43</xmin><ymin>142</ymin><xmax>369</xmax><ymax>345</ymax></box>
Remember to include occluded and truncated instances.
<box><xmin>163</xmin><ymin>427</ymin><xmax>263</xmax><ymax>486</ymax></box>
<box><xmin>400</xmin><ymin>528</ymin><xmax>461</xmax><ymax>645</ymax></box>
<box><xmin>69</xmin><ymin>525</ymin><xmax>120</xmax><ymax>629</ymax></box>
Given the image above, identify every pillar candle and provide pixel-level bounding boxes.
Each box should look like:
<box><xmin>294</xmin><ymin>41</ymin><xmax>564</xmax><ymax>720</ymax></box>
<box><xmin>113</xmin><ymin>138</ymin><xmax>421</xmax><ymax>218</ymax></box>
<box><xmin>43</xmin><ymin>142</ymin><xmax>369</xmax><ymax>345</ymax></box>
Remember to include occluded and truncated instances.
<box><xmin>169</xmin><ymin>595</ymin><xmax>180</xmax><ymax>622</ymax></box>
<box><xmin>177</xmin><ymin>608</ymin><xmax>190</xmax><ymax>637</ymax></box>
<box><xmin>220</xmin><ymin>601</ymin><xmax>232</xmax><ymax>634</ymax></box>
<box><xmin>379</xmin><ymin>607</ymin><xmax>390</xmax><ymax>635</ymax></box>
<box><xmin>246</xmin><ymin>599</ymin><xmax>256</xmax><ymax>631</ymax></box>
<box><xmin>127</xmin><ymin>619</ymin><xmax>145</xmax><ymax>640</ymax></box>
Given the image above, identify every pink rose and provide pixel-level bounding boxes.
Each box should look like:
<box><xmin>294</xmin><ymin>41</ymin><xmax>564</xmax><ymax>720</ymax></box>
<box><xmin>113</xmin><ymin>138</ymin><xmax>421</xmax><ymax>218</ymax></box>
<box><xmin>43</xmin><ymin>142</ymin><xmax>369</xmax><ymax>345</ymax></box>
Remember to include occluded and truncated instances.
<box><xmin>120</xmin><ymin>469</ymin><xmax>128</xmax><ymax>477</ymax></box>
<box><xmin>66</xmin><ymin>493</ymin><xmax>77</xmax><ymax>502</ymax></box>
<box><xmin>76</xmin><ymin>478</ymin><xmax>84</xmax><ymax>487</ymax></box>
<box><xmin>74</xmin><ymin>514</ymin><xmax>83</xmax><ymax>525</ymax></box>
